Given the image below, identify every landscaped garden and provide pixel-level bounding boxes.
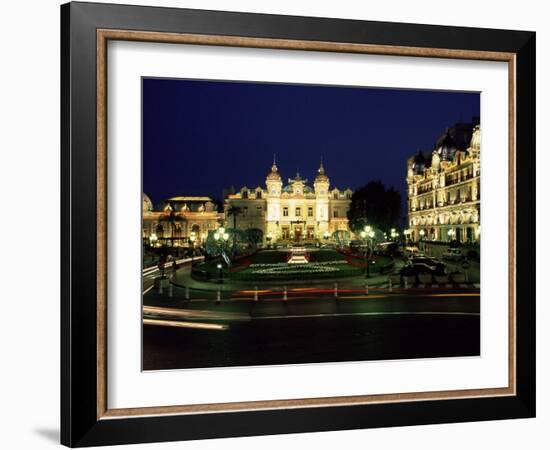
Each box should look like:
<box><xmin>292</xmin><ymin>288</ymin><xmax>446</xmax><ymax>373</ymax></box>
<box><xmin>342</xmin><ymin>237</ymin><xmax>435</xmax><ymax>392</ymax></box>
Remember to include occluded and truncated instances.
<box><xmin>192</xmin><ymin>248</ymin><xmax>394</xmax><ymax>282</ymax></box>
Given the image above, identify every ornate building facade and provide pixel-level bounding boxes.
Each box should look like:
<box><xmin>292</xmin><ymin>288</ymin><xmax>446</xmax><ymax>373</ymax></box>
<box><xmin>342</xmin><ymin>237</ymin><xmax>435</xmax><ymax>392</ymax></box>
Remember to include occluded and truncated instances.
<box><xmin>224</xmin><ymin>160</ymin><xmax>353</xmax><ymax>244</ymax></box>
<box><xmin>142</xmin><ymin>195</ymin><xmax>223</xmax><ymax>247</ymax></box>
<box><xmin>407</xmin><ymin>120</ymin><xmax>481</xmax><ymax>243</ymax></box>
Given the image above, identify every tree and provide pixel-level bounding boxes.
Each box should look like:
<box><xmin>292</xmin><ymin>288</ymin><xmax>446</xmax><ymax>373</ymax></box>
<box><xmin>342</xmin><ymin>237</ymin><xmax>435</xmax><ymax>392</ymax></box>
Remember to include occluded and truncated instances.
<box><xmin>245</xmin><ymin>228</ymin><xmax>264</xmax><ymax>248</ymax></box>
<box><xmin>225</xmin><ymin>205</ymin><xmax>243</xmax><ymax>255</ymax></box>
<box><xmin>347</xmin><ymin>181</ymin><xmax>401</xmax><ymax>233</ymax></box>
<box><xmin>225</xmin><ymin>205</ymin><xmax>243</xmax><ymax>230</ymax></box>
<box><xmin>160</xmin><ymin>201</ymin><xmax>186</xmax><ymax>247</ymax></box>
<box><xmin>204</xmin><ymin>228</ymin><xmax>251</xmax><ymax>257</ymax></box>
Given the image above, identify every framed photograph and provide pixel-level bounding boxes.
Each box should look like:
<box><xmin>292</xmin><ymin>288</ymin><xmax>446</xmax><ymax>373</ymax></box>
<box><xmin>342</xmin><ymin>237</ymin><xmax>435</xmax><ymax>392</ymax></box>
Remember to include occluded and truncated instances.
<box><xmin>61</xmin><ymin>2</ymin><xmax>535</xmax><ymax>447</ymax></box>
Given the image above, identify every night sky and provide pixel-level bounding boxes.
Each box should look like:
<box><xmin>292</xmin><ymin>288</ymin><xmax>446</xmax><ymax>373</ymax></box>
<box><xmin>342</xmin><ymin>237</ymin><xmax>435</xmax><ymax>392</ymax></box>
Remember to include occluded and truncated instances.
<box><xmin>143</xmin><ymin>78</ymin><xmax>479</xmax><ymax>214</ymax></box>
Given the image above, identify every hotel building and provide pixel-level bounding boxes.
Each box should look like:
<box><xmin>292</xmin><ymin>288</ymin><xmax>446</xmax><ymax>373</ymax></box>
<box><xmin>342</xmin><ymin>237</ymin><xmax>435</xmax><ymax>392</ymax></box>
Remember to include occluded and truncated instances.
<box><xmin>407</xmin><ymin>120</ymin><xmax>481</xmax><ymax>243</ymax></box>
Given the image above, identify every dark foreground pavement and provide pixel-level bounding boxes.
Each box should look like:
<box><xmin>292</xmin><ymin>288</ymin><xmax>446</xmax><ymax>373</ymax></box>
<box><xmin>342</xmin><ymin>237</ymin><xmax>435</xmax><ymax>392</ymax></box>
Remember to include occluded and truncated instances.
<box><xmin>143</xmin><ymin>293</ymin><xmax>480</xmax><ymax>370</ymax></box>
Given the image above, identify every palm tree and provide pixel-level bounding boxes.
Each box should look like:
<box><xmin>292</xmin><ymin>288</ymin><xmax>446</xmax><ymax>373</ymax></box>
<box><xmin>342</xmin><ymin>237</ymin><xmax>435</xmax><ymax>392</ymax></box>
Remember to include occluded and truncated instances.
<box><xmin>225</xmin><ymin>205</ymin><xmax>243</xmax><ymax>230</ymax></box>
<box><xmin>161</xmin><ymin>202</ymin><xmax>186</xmax><ymax>249</ymax></box>
<box><xmin>225</xmin><ymin>205</ymin><xmax>243</xmax><ymax>256</ymax></box>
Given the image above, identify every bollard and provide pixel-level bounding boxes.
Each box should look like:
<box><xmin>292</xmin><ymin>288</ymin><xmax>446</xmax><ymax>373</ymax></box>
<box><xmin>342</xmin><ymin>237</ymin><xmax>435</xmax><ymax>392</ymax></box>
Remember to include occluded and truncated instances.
<box><xmin>334</xmin><ymin>282</ymin><xmax>338</xmax><ymax>298</ymax></box>
<box><xmin>365</xmin><ymin>284</ymin><xmax>369</xmax><ymax>295</ymax></box>
<box><xmin>168</xmin><ymin>284</ymin><xmax>173</xmax><ymax>298</ymax></box>
<box><xmin>389</xmin><ymin>278</ymin><xmax>393</xmax><ymax>293</ymax></box>
<box><xmin>216</xmin><ymin>289</ymin><xmax>221</xmax><ymax>304</ymax></box>
<box><xmin>254</xmin><ymin>286</ymin><xmax>258</xmax><ymax>301</ymax></box>
<box><xmin>283</xmin><ymin>286</ymin><xmax>288</xmax><ymax>301</ymax></box>
<box><xmin>185</xmin><ymin>286</ymin><xmax>190</xmax><ymax>300</ymax></box>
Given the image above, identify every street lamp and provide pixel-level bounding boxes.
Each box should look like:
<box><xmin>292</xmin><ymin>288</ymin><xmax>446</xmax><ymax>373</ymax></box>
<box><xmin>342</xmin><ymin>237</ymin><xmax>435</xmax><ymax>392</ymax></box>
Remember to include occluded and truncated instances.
<box><xmin>419</xmin><ymin>229</ymin><xmax>425</xmax><ymax>252</ymax></box>
<box><xmin>359</xmin><ymin>231</ymin><xmax>368</xmax><ymax>278</ymax></box>
<box><xmin>360</xmin><ymin>228</ymin><xmax>375</xmax><ymax>278</ymax></box>
<box><xmin>213</xmin><ymin>228</ymin><xmax>229</xmax><ymax>282</ymax></box>
<box><xmin>149</xmin><ymin>233</ymin><xmax>158</xmax><ymax>248</ymax></box>
<box><xmin>216</xmin><ymin>263</ymin><xmax>223</xmax><ymax>283</ymax></box>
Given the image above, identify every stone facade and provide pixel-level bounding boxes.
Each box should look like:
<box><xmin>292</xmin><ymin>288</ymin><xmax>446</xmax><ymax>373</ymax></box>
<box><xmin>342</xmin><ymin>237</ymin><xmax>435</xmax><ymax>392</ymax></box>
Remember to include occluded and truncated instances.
<box><xmin>407</xmin><ymin>121</ymin><xmax>481</xmax><ymax>244</ymax></box>
<box><xmin>225</xmin><ymin>160</ymin><xmax>352</xmax><ymax>245</ymax></box>
<box><xmin>142</xmin><ymin>195</ymin><xmax>223</xmax><ymax>247</ymax></box>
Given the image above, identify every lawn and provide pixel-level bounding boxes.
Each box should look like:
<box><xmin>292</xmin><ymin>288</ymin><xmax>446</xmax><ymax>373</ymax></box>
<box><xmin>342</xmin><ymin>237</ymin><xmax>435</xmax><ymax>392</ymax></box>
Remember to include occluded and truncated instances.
<box><xmin>192</xmin><ymin>249</ymin><xmax>393</xmax><ymax>282</ymax></box>
<box><xmin>230</xmin><ymin>249</ymin><xmax>362</xmax><ymax>281</ymax></box>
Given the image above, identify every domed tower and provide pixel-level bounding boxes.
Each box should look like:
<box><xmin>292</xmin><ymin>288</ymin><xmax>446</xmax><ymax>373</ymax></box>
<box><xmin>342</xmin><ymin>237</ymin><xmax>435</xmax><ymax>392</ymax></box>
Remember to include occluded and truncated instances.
<box><xmin>314</xmin><ymin>159</ymin><xmax>330</xmax><ymax>238</ymax></box>
<box><xmin>266</xmin><ymin>156</ymin><xmax>282</xmax><ymax>196</ymax></box>
<box><xmin>412</xmin><ymin>150</ymin><xmax>426</xmax><ymax>175</ymax></box>
<box><xmin>142</xmin><ymin>193</ymin><xmax>153</xmax><ymax>213</ymax></box>
<box><xmin>313</xmin><ymin>159</ymin><xmax>330</xmax><ymax>194</ymax></box>
<box><xmin>436</xmin><ymin>131</ymin><xmax>457</xmax><ymax>163</ymax></box>
<box><xmin>265</xmin><ymin>156</ymin><xmax>283</xmax><ymax>240</ymax></box>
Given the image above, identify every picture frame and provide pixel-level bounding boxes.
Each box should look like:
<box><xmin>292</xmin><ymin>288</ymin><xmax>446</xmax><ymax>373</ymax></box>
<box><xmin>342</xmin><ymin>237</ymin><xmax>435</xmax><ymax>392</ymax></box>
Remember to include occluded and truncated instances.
<box><xmin>61</xmin><ymin>1</ymin><xmax>535</xmax><ymax>446</ymax></box>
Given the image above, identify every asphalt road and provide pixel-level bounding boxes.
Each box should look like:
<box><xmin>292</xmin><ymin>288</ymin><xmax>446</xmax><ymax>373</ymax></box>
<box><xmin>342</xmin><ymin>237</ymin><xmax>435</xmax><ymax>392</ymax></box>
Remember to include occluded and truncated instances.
<box><xmin>143</xmin><ymin>293</ymin><xmax>480</xmax><ymax>370</ymax></box>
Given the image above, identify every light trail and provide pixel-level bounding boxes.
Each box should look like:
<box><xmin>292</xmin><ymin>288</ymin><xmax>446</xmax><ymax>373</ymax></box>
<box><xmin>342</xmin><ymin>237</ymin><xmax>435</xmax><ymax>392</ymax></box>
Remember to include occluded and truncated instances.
<box><xmin>142</xmin><ymin>285</ymin><xmax>154</xmax><ymax>295</ymax></box>
<box><xmin>253</xmin><ymin>311</ymin><xmax>480</xmax><ymax>320</ymax></box>
<box><xmin>143</xmin><ymin>318</ymin><xmax>228</xmax><ymax>330</ymax></box>
<box><xmin>143</xmin><ymin>305</ymin><xmax>248</xmax><ymax>320</ymax></box>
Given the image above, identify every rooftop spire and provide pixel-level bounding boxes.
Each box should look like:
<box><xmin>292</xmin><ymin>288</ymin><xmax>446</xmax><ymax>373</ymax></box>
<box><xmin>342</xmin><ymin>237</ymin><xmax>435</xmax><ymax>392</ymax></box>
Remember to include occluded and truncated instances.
<box><xmin>271</xmin><ymin>153</ymin><xmax>278</xmax><ymax>172</ymax></box>
<box><xmin>318</xmin><ymin>156</ymin><xmax>325</xmax><ymax>175</ymax></box>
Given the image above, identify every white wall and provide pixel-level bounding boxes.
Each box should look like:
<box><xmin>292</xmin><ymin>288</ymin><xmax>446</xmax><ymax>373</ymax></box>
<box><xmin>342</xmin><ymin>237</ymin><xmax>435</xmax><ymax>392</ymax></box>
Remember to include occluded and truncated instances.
<box><xmin>0</xmin><ymin>0</ymin><xmax>546</xmax><ymax>449</ymax></box>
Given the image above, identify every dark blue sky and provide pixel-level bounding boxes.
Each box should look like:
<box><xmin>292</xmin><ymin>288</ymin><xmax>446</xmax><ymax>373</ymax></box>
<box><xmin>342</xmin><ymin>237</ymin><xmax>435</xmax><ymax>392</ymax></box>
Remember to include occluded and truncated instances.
<box><xmin>143</xmin><ymin>78</ymin><xmax>479</xmax><ymax>211</ymax></box>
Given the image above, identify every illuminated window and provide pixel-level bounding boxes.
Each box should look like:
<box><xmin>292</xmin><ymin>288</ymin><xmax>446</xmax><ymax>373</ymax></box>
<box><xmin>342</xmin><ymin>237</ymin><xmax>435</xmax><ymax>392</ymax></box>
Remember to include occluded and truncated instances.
<box><xmin>296</xmin><ymin>207</ymin><xmax>301</xmax><ymax>216</ymax></box>
<box><xmin>333</xmin><ymin>209</ymin><xmax>339</xmax><ymax>218</ymax></box>
<box><xmin>308</xmin><ymin>207</ymin><xmax>313</xmax><ymax>217</ymax></box>
<box><xmin>283</xmin><ymin>207</ymin><xmax>288</xmax><ymax>217</ymax></box>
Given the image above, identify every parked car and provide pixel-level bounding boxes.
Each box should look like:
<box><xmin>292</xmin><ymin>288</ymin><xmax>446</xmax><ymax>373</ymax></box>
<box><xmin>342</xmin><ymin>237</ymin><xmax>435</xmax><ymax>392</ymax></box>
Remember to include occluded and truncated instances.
<box><xmin>401</xmin><ymin>262</ymin><xmax>446</xmax><ymax>279</ymax></box>
<box><xmin>442</xmin><ymin>248</ymin><xmax>464</xmax><ymax>261</ymax></box>
<box><xmin>404</xmin><ymin>245</ymin><xmax>420</xmax><ymax>257</ymax></box>
<box><xmin>407</xmin><ymin>257</ymin><xmax>443</xmax><ymax>271</ymax></box>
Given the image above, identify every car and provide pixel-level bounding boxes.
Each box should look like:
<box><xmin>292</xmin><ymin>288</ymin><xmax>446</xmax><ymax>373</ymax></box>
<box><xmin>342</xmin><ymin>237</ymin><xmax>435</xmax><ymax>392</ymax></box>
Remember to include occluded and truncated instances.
<box><xmin>401</xmin><ymin>262</ymin><xmax>446</xmax><ymax>277</ymax></box>
<box><xmin>407</xmin><ymin>257</ymin><xmax>443</xmax><ymax>271</ymax></box>
<box><xmin>442</xmin><ymin>248</ymin><xmax>464</xmax><ymax>261</ymax></box>
<box><xmin>404</xmin><ymin>245</ymin><xmax>420</xmax><ymax>257</ymax></box>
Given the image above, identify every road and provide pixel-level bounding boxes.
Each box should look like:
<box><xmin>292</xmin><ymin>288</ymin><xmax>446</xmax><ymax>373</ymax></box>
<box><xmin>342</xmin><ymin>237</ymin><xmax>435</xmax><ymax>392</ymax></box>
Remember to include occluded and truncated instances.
<box><xmin>143</xmin><ymin>292</ymin><xmax>480</xmax><ymax>370</ymax></box>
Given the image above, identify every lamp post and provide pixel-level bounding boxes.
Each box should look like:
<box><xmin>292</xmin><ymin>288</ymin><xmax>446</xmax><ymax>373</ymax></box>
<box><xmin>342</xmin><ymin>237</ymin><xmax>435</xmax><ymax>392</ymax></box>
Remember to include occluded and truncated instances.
<box><xmin>149</xmin><ymin>233</ymin><xmax>158</xmax><ymax>248</ymax></box>
<box><xmin>360</xmin><ymin>230</ymin><xmax>368</xmax><ymax>278</ymax></box>
<box><xmin>189</xmin><ymin>232</ymin><xmax>196</xmax><ymax>262</ymax></box>
<box><xmin>213</xmin><ymin>227</ymin><xmax>229</xmax><ymax>282</ymax></box>
<box><xmin>419</xmin><ymin>229</ymin><xmax>425</xmax><ymax>252</ymax></box>
<box><xmin>361</xmin><ymin>226</ymin><xmax>375</xmax><ymax>278</ymax></box>
<box><xmin>216</xmin><ymin>263</ymin><xmax>223</xmax><ymax>283</ymax></box>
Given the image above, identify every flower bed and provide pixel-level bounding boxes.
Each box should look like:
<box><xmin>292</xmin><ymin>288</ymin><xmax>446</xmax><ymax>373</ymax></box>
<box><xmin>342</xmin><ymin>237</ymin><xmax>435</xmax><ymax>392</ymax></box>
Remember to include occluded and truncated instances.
<box><xmin>230</xmin><ymin>259</ymin><xmax>363</xmax><ymax>281</ymax></box>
